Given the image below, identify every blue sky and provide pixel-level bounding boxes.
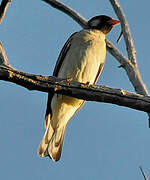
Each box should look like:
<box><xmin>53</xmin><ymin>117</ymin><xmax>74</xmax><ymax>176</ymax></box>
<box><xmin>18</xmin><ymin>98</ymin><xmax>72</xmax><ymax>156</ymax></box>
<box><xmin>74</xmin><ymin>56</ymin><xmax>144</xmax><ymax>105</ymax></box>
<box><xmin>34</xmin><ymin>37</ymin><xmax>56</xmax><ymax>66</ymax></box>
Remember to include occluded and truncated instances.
<box><xmin>0</xmin><ymin>0</ymin><xmax>150</xmax><ymax>179</ymax></box>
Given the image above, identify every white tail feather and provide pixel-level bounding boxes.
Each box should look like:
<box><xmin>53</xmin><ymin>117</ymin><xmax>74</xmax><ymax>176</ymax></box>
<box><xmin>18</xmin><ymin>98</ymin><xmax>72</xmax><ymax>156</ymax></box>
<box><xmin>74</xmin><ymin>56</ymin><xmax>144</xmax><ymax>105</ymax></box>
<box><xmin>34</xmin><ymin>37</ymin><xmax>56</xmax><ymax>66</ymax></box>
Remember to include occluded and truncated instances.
<box><xmin>38</xmin><ymin>122</ymin><xmax>66</xmax><ymax>161</ymax></box>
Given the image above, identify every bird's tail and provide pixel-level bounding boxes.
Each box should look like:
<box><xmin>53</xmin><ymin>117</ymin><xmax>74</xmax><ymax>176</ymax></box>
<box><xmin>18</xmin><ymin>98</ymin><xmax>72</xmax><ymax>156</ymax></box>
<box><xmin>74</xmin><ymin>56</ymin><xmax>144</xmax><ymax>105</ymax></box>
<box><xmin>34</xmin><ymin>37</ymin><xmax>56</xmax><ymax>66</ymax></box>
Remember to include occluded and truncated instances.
<box><xmin>38</xmin><ymin>120</ymin><xmax>66</xmax><ymax>162</ymax></box>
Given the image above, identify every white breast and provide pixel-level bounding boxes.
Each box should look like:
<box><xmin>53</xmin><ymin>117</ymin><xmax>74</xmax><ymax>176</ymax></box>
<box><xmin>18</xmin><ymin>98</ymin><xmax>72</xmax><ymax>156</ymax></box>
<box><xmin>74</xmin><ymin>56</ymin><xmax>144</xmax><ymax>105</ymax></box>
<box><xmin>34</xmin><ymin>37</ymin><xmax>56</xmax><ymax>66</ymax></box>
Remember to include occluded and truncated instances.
<box><xmin>58</xmin><ymin>29</ymin><xmax>106</xmax><ymax>84</ymax></box>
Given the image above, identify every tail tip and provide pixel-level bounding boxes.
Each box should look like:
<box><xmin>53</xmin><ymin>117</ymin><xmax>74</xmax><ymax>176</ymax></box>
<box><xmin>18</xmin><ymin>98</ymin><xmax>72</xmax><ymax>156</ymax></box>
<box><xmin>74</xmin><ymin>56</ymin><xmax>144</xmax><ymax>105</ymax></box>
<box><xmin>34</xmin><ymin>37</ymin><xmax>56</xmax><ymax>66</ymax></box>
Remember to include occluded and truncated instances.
<box><xmin>38</xmin><ymin>147</ymin><xmax>61</xmax><ymax>162</ymax></box>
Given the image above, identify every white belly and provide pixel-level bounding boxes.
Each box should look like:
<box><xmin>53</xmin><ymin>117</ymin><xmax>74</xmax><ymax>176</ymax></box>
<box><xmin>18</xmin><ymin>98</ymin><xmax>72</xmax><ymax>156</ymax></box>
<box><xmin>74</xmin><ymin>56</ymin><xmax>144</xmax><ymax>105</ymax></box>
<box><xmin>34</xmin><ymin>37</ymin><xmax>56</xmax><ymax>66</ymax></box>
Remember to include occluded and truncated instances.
<box><xmin>58</xmin><ymin>30</ymin><xmax>106</xmax><ymax>84</ymax></box>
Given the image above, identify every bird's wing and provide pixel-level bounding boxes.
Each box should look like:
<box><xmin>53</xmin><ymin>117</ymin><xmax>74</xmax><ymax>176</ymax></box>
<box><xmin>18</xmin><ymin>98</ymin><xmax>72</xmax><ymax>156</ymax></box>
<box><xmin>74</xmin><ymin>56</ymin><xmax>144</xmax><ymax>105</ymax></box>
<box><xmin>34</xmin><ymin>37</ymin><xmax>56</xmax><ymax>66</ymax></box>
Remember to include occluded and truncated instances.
<box><xmin>53</xmin><ymin>32</ymin><xmax>77</xmax><ymax>77</ymax></box>
<box><xmin>45</xmin><ymin>32</ymin><xmax>77</xmax><ymax>128</ymax></box>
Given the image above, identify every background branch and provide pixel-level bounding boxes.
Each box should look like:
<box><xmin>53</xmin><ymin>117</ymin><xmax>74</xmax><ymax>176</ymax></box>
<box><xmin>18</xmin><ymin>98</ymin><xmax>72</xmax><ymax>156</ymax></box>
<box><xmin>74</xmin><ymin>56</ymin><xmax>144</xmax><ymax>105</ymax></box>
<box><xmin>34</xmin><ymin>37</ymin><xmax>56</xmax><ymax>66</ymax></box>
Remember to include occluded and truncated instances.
<box><xmin>109</xmin><ymin>0</ymin><xmax>150</xmax><ymax>125</ymax></box>
<box><xmin>0</xmin><ymin>0</ymin><xmax>11</xmax><ymax>24</ymax></box>
<box><xmin>109</xmin><ymin>0</ymin><xmax>148</xmax><ymax>96</ymax></box>
<box><xmin>106</xmin><ymin>40</ymin><xmax>148</xmax><ymax>95</ymax></box>
<box><xmin>109</xmin><ymin>0</ymin><xmax>136</xmax><ymax>64</ymax></box>
<box><xmin>140</xmin><ymin>166</ymin><xmax>149</xmax><ymax>180</ymax></box>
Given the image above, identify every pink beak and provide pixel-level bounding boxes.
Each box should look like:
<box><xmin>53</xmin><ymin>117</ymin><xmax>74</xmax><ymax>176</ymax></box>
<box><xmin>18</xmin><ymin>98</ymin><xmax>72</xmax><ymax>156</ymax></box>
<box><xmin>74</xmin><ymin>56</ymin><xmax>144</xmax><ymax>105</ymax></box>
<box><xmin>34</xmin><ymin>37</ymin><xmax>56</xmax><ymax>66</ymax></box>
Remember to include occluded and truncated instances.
<box><xmin>109</xmin><ymin>18</ymin><xmax>120</xmax><ymax>26</ymax></box>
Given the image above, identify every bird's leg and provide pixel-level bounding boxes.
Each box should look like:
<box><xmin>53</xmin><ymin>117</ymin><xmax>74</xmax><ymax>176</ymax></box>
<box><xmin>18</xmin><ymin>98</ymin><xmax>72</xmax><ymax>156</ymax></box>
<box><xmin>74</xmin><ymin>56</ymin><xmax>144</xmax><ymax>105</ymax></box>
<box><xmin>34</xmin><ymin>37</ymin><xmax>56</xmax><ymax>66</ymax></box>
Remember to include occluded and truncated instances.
<box><xmin>66</xmin><ymin>77</ymin><xmax>73</xmax><ymax>86</ymax></box>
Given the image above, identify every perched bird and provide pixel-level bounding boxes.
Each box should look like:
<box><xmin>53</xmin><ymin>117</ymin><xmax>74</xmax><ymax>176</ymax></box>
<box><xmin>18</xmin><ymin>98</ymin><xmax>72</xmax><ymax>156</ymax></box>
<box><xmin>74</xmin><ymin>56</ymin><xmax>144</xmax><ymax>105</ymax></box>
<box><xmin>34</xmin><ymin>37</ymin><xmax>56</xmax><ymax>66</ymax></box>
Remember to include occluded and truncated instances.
<box><xmin>38</xmin><ymin>15</ymin><xmax>120</xmax><ymax>161</ymax></box>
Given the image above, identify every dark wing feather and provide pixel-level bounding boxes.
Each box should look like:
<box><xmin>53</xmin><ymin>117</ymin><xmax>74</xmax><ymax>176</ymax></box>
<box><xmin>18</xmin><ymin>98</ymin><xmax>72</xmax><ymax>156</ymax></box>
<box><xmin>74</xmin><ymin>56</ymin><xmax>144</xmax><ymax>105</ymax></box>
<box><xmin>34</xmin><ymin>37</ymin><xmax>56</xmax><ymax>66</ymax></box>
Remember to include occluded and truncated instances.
<box><xmin>53</xmin><ymin>32</ymin><xmax>77</xmax><ymax>77</ymax></box>
<box><xmin>45</xmin><ymin>32</ymin><xmax>77</xmax><ymax>127</ymax></box>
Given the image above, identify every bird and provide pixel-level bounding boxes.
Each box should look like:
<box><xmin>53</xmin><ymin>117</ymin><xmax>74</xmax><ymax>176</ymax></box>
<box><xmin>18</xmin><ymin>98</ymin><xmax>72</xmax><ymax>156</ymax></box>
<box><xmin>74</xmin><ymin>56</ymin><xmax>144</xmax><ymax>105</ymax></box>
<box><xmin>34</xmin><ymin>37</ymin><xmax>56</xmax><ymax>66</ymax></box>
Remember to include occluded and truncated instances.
<box><xmin>38</xmin><ymin>15</ymin><xmax>120</xmax><ymax>161</ymax></box>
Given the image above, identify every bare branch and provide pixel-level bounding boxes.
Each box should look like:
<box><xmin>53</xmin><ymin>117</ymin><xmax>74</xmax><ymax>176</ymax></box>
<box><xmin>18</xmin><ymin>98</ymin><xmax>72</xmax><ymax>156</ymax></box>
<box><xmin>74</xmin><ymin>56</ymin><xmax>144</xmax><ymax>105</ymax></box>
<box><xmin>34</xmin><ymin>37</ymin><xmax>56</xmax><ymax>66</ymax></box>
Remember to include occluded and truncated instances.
<box><xmin>106</xmin><ymin>39</ymin><xmax>129</xmax><ymax>65</ymax></box>
<box><xmin>1</xmin><ymin>64</ymin><xmax>150</xmax><ymax>114</ymax></box>
<box><xmin>109</xmin><ymin>0</ymin><xmax>150</xmax><ymax>125</ymax></box>
<box><xmin>106</xmin><ymin>40</ymin><xmax>149</xmax><ymax>95</ymax></box>
<box><xmin>0</xmin><ymin>0</ymin><xmax>12</xmax><ymax>24</ymax></box>
<box><xmin>139</xmin><ymin>166</ymin><xmax>149</xmax><ymax>180</ymax></box>
<box><xmin>109</xmin><ymin>0</ymin><xmax>136</xmax><ymax>65</ymax></box>
<box><xmin>108</xmin><ymin>0</ymin><xmax>149</xmax><ymax>96</ymax></box>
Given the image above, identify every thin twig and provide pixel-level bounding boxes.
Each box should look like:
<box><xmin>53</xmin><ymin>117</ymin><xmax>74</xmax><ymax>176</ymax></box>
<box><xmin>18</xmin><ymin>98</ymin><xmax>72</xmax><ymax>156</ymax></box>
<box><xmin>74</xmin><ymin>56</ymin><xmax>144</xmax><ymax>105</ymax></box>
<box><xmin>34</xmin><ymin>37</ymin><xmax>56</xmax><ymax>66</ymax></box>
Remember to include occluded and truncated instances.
<box><xmin>139</xmin><ymin>166</ymin><xmax>149</xmax><ymax>180</ymax></box>
<box><xmin>0</xmin><ymin>41</ymin><xmax>10</xmax><ymax>66</ymax></box>
<box><xmin>109</xmin><ymin>0</ymin><xmax>137</xmax><ymax>65</ymax></box>
<box><xmin>106</xmin><ymin>40</ymin><xmax>148</xmax><ymax>95</ymax></box>
<box><xmin>106</xmin><ymin>39</ymin><xmax>129</xmax><ymax>65</ymax></box>
<box><xmin>0</xmin><ymin>0</ymin><xmax>12</xmax><ymax>24</ymax></box>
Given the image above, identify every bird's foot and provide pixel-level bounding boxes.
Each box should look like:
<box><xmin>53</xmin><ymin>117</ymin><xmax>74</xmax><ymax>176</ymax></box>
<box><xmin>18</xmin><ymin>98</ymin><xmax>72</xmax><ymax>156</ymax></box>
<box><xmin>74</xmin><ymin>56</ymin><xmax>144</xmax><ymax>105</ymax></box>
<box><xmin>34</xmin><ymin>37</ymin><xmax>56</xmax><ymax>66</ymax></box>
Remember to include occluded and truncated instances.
<box><xmin>66</xmin><ymin>77</ymin><xmax>73</xmax><ymax>86</ymax></box>
<box><xmin>81</xmin><ymin>81</ymin><xmax>91</xmax><ymax>88</ymax></box>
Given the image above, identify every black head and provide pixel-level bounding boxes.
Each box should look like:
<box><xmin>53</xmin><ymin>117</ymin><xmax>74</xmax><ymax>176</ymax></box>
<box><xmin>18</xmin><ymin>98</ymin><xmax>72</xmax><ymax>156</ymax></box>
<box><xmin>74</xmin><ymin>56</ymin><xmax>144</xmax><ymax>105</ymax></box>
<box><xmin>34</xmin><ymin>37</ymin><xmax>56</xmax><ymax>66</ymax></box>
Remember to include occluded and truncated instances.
<box><xmin>87</xmin><ymin>15</ymin><xmax>120</xmax><ymax>34</ymax></box>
